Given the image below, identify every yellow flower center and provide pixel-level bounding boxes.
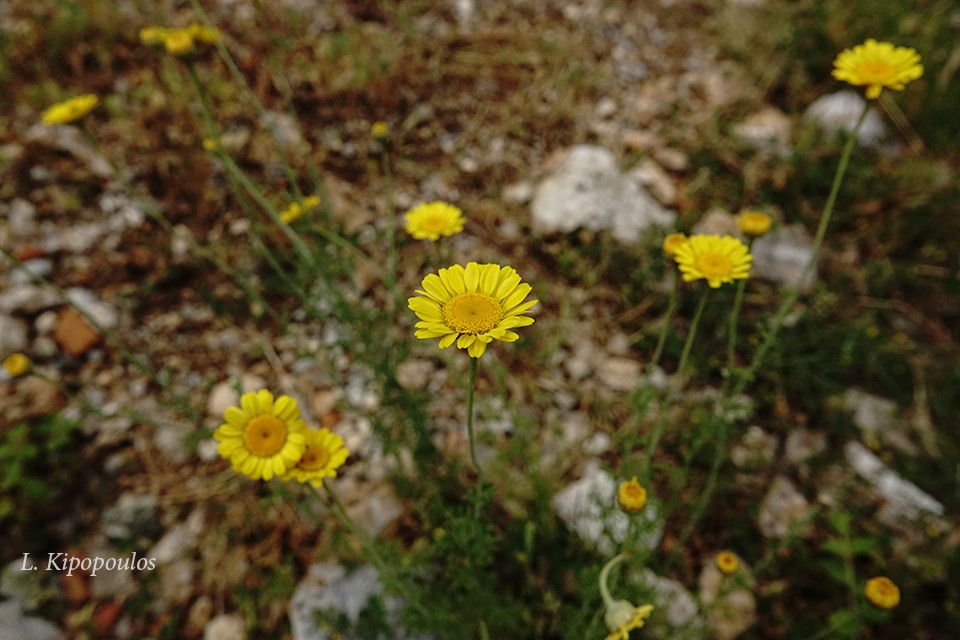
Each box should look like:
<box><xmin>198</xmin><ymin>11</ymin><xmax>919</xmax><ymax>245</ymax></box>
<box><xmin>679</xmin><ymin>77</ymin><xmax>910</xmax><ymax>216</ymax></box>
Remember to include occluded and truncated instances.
<box><xmin>297</xmin><ymin>444</ymin><xmax>331</xmax><ymax>471</ymax></box>
<box><xmin>421</xmin><ymin>215</ymin><xmax>451</xmax><ymax>232</ymax></box>
<box><xmin>857</xmin><ymin>60</ymin><xmax>896</xmax><ymax>83</ymax></box>
<box><xmin>443</xmin><ymin>293</ymin><xmax>504</xmax><ymax>334</ymax></box>
<box><xmin>242</xmin><ymin>415</ymin><xmax>287</xmax><ymax>457</ymax></box>
<box><xmin>696</xmin><ymin>253</ymin><xmax>733</xmax><ymax>278</ymax></box>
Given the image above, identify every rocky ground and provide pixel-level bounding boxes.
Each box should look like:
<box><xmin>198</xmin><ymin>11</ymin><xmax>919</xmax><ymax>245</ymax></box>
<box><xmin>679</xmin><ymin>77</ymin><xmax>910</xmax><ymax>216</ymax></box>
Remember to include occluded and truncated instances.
<box><xmin>1</xmin><ymin>0</ymin><xmax>958</xmax><ymax>639</ymax></box>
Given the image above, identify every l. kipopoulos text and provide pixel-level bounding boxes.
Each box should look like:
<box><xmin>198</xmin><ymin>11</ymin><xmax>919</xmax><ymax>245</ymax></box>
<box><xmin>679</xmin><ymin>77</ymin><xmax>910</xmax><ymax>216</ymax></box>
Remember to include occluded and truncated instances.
<box><xmin>19</xmin><ymin>552</ymin><xmax>157</xmax><ymax>577</ymax></box>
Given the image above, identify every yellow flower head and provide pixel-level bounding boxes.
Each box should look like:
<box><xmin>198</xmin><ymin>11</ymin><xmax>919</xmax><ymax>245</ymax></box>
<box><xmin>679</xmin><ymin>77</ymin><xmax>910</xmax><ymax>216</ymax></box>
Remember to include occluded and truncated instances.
<box><xmin>616</xmin><ymin>477</ymin><xmax>647</xmax><ymax>514</ymax></box>
<box><xmin>735</xmin><ymin>210</ymin><xmax>772</xmax><ymax>237</ymax></box>
<box><xmin>662</xmin><ymin>232</ymin><xmax>688</xmax><ymax>257</ymax></box>
<box><xmin>832</xmin><ymin>39</ymin><xmax>923</xmax><ymax>100</ymax></box>
<box><xmin>674</xmin><ymin>234</ymin><xmax>752</xmax><ymax>288</ymax></box>
<box><xmin>214</xmin><ymin>389</ymin><xmax>308</xmax><ymax>481</ymax></box>
<box><xmin>605</xmin><ymin>601</ymin><xmax>655</xmax><ymax>640</ymax></box>
<box><xmin>162</xmin><ymin>29</ymin><xmax>195</xmax><ymax>55</ymax></box>
<box><xmin>139</xmin><ymin>26</ymin><xmax>171</xmax><ymax>46</ymax></box>
<box><xmin>715</xmin><ymin>551</ymin><xmax>739</xmax><ymax>574</ymax></box>
<box><xmin>371</xmin><ymin>121</ymin><xmax>389</xmax><ymax>140</ymax></box>
<box><xmin>404</xmin><ymin>201</ymin><xmax>465</xmax><ymax>241</ymax></box>
<box><xmin>2</xmin><ymin>353</ymin><xmax>31</xmax><ymax>378</ymax></box>
<box><xmin>187</xmin><ymin>22</ymin><xmax>222</xmax><ymax>44</ymax></box>
<box><xmin>864</xmin><ymin>576</ymin><xmax>900</xmax><ymax>609</ymax></box>
<box><xmin>408</xmin><ymin>262</ymin><xmax>538</xmax><ymax>359</ymax></box>
<box><xmin>280</xmin><ymin>195</ymin><xmax>321</xmax><ymax>224</ymax></box>
<box><xmin>41</xmin><ymin>94</ymin><xmax>99</xmax><ymax>125</ymax></box>
<box><xmin>281</xmin><ymin>427</ymin><xmax>349</xmax><ymax>487</ymax></box>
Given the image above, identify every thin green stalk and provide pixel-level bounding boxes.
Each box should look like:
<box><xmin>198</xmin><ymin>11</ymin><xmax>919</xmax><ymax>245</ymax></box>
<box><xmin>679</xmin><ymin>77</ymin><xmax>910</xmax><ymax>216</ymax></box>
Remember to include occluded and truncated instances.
<box><xmin>731</xmin><ymin>103</ymin><xmax>869</xmax><ymax>398</ymax></box>
<box><xmin>726</xmin><ymin>275</ymin><xmax>747</xmax><ymax>376</ymax></box>
<box><xmin>649</xmin><ymin>272</ymin><xmax>679</xmax><ymax>372</ymax></box>
<box><xmin>642</xmin><ymin>291</ymin><xmax>708</xmax><ymax>478</ymax></box>
<box><xmin>465</xmin><ymin>357</ymin><xmax>484</xmax><ymax>516</ymax></box>
<box><xmin>378</xmin><ymin>139</ymin><xmax>399</xmax><ymax>312</ymax></box>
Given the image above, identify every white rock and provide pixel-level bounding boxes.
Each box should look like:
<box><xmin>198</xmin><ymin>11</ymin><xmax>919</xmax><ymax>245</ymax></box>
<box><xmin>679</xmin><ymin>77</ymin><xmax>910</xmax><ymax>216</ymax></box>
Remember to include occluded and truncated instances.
<box><xmin>8</xmin><ymin>259</ymin><xmax>53</xmax><ymax>285</ymax></box>
<box><xmin>531</xmin><ymin>145</ymin><xmax>676</xmax><ymax>244</ymax></box>
<box><xmin>805</xmin><ymin>91</ymin><xmax>887</xmax><ymax>148</ymax></box>
<box><xmin>64</xmin><ymin>288</ymin><xmax>118</xmax><ymax>329</ymax></box>
<box><xmin>204</xmin><ymin>613</ymin><xmax>246</xmax><ymax>640</ymax></box>
<box><xmin>0</xmin><ymin>600</ymin><xmax>64</xmax><ymax>640</ymax></box>
<box><xmin>750</xmin><ymin>225</ymin><xmax>816</xmax><ymax>290</ymax></box>
<box><xmin>629</xmin><ymin>158</ymin><xmax>677</xmax><ymax>205</ymax></box>
<box><xmin>730</xmin><ymin>426</ymin><xmax>778</xmax><ymax>469</ymax></box>
<box><xmin>783</xmin><ymin>429</ymin><xmax>827</xmax><ymax>466</ymax></box>
<box><xmin>502</xmin><ymin>181</ymin><xmax>534</xmax><ymax>204</ymax></box>
<box><xmin>206</xmin><ymin>374</ymin><xmax>268</xmax><ymax>417</ymax></box>
<box><xmin>842</xmin><ymin>389</ymin><xmax>917</xmax><ymax>455</ymax></box>
<box><xmin>0</xmin><ymin>285</ymin><xmax>61</xmax><ymax>315</ymax></box>
<box><xmin>757</xmin><ymin>475</ymin><xmax>811</xmax><ymax>539</ymax></box>
<box><xmin>0</xmin><ymin>315</ymin><xmax>29</xmax><ymax>355</ymax></box>
<box><xmin>345</xmin><ymin>483</ymin><xmax>403</xmax><ymax>536</ymax></box>
<box><xmin>260</xmin><ymin>111</ymin><xmax>306</xmax><ymax>151</ymax></box>
<box><xmin>844</xmin><ymin>441</ymin><xmax>944</xmax><ymax>524</ymax></box>
<box><xmin>699</xmin><ymin>555</ymin><xmax>757</xmax><ymax>640</ymax></box>
<box><xmin>7</xmin><ymin>199</ymin><xmax>37</xmax><ymax>237</ymax></box>
<box><xmin>595</xmin><ymin>356</ymin><xmax>642</xmax><ymax>392</ymax></box>
<box><xmin>24</xmin><ymin>123</ymin><xmax>113</xmax><ymax>178</ymax></box>
<box><xmin>732</xmin><ymin>107</ymin><xmax>791</xmax><ymax>157</ymax></box>
<box><xmin>551</xmin><ymin>464</ymin><xmax>661</xmax><ymax>555</ymax></box>
<box><xmin>47</xmin><ymin>222</ymin><xmax>108</xmax><ymax>254</ymax></box>
<box><xmin>636</xmin><ymin>569</ymin><xmax>701</xmax><ymax>630</ymax></box>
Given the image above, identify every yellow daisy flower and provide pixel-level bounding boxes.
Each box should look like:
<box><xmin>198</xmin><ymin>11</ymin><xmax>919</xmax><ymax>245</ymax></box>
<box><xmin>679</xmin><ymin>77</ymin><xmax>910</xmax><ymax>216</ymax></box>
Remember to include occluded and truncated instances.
<box><xmin>735</xmin><ymin>210</ymin><xmax>772</xmax><ymax>237</ymax></box>
<box><xmin>214</xmin><ymin>389</ymin><xmax>308</xmax><ymax>481</ymax></box>
<box><xmin>674</xmin><ymin>234</ymin><xmax>752</xmax><ymax>288</ymax></box>
<box><xmin>41</xmin><ymin>94</ymin><xmax>99</xmax><ymax>125</ymax></box>
<box><xmin>404</xmin><ymin>201</ymin><xmax>465</xmax><ymax>241</ymax></box>
<box><xmin>186</xmin><ymin>22</ymin><xmax>222</xmax><ymax>44</ymax></box>
<box><xmin>139</xmin><ymin>26</ymin><xmax>171</xmax><ymax>46</ymax></box>
<box><xmin>162</xmin><ymin>29</ymin><xmax>195</xmax><ymax>55</ymax></box>
<box><xmin>279</xmin><ymin>195</ymin><xmax>321</xmax><ymax>224</ymax></box>
<box><xmin>616</xmin><ymin>477</ymin><xmax>647</xmax><ymax>514</ymax></box>
<box><xmin>408</xmin><ymin>262</ymin><xmax>538</xmax><ymax>359</ymax></box>
<box><xmin>864</xmin><ymin>576</ymin><xmax>900</xmax><ymax>609</ymax></box>
<box><xmin>281</xmin><ymin>428</ymin><xmax>349</xmax><ymax>487</ymax></box>
<box><xmin>715</xmin><ymin>551</ymin><xmax>739</xmax><ymax>574</ymax></box>
<box><xmin>662</xmin><ymin>232</ymin><xmax>688</xmax><ymax>257</ymax></box>
<box><xmin>2</xmin><ymin>353</ymin><xmax>31</xmax><ymax>378</ymax></box>
<box><xmin>832</xmin><ymin>39</ymin><xmax>923</xmax><ymax>100</ymax></box>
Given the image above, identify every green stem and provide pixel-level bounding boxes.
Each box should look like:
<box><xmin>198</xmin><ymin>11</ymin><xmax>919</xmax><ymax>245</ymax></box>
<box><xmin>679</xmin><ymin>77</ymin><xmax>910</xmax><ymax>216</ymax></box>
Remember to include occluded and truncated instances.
<box><xmin>379</xmin><ymin>142</ymin><xmax>399</xmax><ymax>312</ymax></box>
<box><xmin>726</xmin><ymin>275</ymin><xmax>748</xmax><ymax>376</ymax></box>
<box><xmin>465</xmin><ymin>357</ymin><xmax>484</xmax><ymax>516</ymax></box>
<box><xmin>598</xmin><ymin>552</ymin><xmax>630</xmax><ymax>609</ymax></box>
<box><xmin>649</xmin><ymin>272</ymin><xmax>679</xmax><ymax>372</ymax></box>
<box><xmin>643</xmin><ymin>290</ymin><xmax>708</xmax><ymax>476</ymax></box>
<box><xmin>731</xmin><ymin>103</ymin><xmax>869</xmax><ymax>398</ymax></box>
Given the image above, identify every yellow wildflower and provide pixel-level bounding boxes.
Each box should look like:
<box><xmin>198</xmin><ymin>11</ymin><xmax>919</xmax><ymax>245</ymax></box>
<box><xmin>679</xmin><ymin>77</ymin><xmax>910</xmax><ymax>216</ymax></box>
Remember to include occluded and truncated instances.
<box><xmin>41</xmin><ymin>94</ymin><xmax>99</xmax><ymax>125</ymax></box>
<box><xmin>616</xmin><ymin>477</ymin><xmax>647</xmax><ymax>514</ymax></box>
<box><xmin>832</xmin><ymin>39</ymin><xmax>923</xmax><ymax>100</ymax></box>
<box><xmin>864</xmin><ymin>576</ymin><xmax>900</xmax><ymax>609</ymax></box>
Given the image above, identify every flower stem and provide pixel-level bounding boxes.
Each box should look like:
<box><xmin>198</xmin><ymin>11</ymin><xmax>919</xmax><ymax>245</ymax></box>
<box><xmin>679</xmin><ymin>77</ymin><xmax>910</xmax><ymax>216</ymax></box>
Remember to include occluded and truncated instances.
<box><xmin>465</xmin><ymin>357</ymin><xmax>484</xmax><ymax>516</ymax></box>
<box><xmin>649</xmin><ymin>272</ymin><xmax>679</xmax><ymax>372</ymax></box>
<box><xmin>598</xmin><ymin>552</ymin><xmax>630</xmax><ymax>609</ymax></box>
<box><xmin>726</xmin><ymin>274</ymin><xmax>748</xmax><ymax>377</ymax></box>
<box><xmin>643</xmin><ymin>290</ymin><xmax>708</xmax><ymax>476</ymax></box>
<box><xmin>731</xmin><ymin>102</ymin><xmax>869</xmax><ymax>398</ymax></box>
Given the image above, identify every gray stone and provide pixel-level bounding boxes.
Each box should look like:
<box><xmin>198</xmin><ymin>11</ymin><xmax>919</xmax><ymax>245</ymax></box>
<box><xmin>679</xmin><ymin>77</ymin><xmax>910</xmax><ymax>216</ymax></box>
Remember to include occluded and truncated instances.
<box><xmin>0</xmin><ymin>600</ymin><xmax>64</xmax><ymax>640</ymax></box>
<box><xmin>8</xmin><ymin>259</ymin><xmax>53</xmax><ymax>285</ymax></box>
<box><xmin>844</xmin><ymin>441</ymin><xmax>944</xmax><ymax>525</ymax></box>
<box><xmin>595</xmin><ymin>356</ymin><xmax>642</xmax><ymax>392</ymax></box>
<box><xmin>1</xmin><ymin>559</ymin><xmax>59</xmax><ymax>611</ymax></box>
<box><xmin>24</xmin><ymin>123</ymin><xmax>113</xmax><ymax>178</ymax></box>
<box><xmin>531</xmin><ymin>145</ymin><xmax>676</xmax><ymax>244</ymax></box>
<box><xmin>345</xmin><ymin>482</ymin><xmax>404</xmax><ymax>536</ymax></box>
<box><xmin>805</xmin><ymin>91</ymin><xmax>887</xmax><ymax>148</ymax></box>
<box><xmin>0</xmin><ymin>315</ymin><xmax>29</xmax><ymax>355</ymax></box>
<box><xmin>750</xmin><ymin>225</ymin><xmax>816</xmax><ymax>290</ymax></box>
<box><xmin>7</xmin><ymin>198</ymin><xmax>37</xmax><ymax>237</ymax></box>
<box><xmin>0</xmin><ymin>285</ymin><xmax>61</xmax><ymax>315</ymax></box>
<box><xmin>289</xmin><ymin>563</ymin><xmax>433</xmax><ymax>640</ymax></box>
<box><xmin>64</xmin><ymin>288</ymin><xmax>118</xmax><ymax>330</ymax></box>
<box><xmin>551</xmin><ymin>464</ymin><xmax>661</xmax><ymax>555</ymax></box>
<box><xmin>699</xmin><ymin>555</ymin><xmax>757</xmax><ymax>640</ymax></box>
<box><xmin>732</xmin><ymin>107</ymin><xmax>792</xmax><ymax>157</ymax></box>
<box><xmin>842</xmin><ymin>389</ymin><xmax>918</xmax><ymax>455</ymax></box>
<box><xmin>206</xmin><ymin>374</ymin><xmax>267</xmax><ymax>418</ymax></box>
<box><xmin>629</xmin><ymin>158</ymin><xmax>677</xmax><ymax>205</ymax></box>
<box><xmin>101</xmin><ymin>493</ymin><xmax>160</xmax><ymax>541</ymax></box>
<box><xmin>730</xmin><ymin>426</ymin><xmax>778</xmax><ymax>469</ymax></box>
<box><xmin>783</xmin><ymin>429</ymin><xmax>827</xmax><ymax>466</ymax></box>
<box><xmin>204</xmin><ymin>613</ymin><xmax>246</xmax><ymax>640</ymax></box>
<box><xmin>757</xmin><ymin>475</ymin><xmax>811</xmax><ymax>539</ymax></box>
<box><xmin>637</xmin><ymin>569</ymin><xmax>701</xmax><ymax>631</ymax></box>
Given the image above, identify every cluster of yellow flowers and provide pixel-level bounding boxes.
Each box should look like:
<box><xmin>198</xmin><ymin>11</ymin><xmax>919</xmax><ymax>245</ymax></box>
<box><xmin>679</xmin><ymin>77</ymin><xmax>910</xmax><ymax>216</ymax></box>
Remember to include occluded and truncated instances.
<box><xmin>139</xmin><ymin>23</ymin><xmax>222</xmax><ymax>55</ymax></box>
<box><xmin>279</xmin><ymin>195</ymin><xmax>322</xmax><ymax>224</ymax></box>
<box><xmin>215</xmin><ymin>389</ymin><xmax>348</xmax><ymax>485</ymax></box>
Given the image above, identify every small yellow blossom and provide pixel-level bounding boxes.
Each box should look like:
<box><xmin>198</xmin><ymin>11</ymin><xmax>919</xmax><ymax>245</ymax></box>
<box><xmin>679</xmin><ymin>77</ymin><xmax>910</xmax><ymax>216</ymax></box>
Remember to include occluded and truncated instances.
<box><xmin>371</xmin><ymin>121</ymin><xmax>389</xmax><ymax>140</ymax></box>
<box><xmin>715</xmin><ymin>551</ymin><xmax>739</xmax><ymax>574</ymax></box>
<box><xmin>662</xmin><ymin>232</ymin><xmax>688</xmax><ymax>257</ymax></box>
<box><xmin>864</xmin><ymin>576</ymin><xmax>900</xmax><ymax>609</ymax></box>
<box><xmin>404</xmin><ymin>201</ymin><xmax>465</xmax><ymax>241</ymax></box>
<box><xmin>41</xmin><ymin>94</ymin><xmax>99</xmax><ymax>125</ymax></box>
<box><xmin>2</xmin><ymin>353</ymin><xmax>30</xmax><ymax>378</ymax></box>
<box><xmin>279</xmin><ymin>195</ymin><xmax>321</xmax><ymax>224</ymax></box>
<box><xmin>139</xmin><ymin>26</ymin><xmax>170</xmax><ymax>46</ymax></box>
<box><xmin>832</xmin><ymin>39</ymin><xmax>923</xmax><ymax>100</ymax></box>
<box><xmin>599</xmin><ymin>554</ymin><xmax>655</xmax><ymax>640</ymax></box>
<box><xmin>163</xmin><ymin>29</ymin><xmax>195</xmax><ymax>55</ymax></box>
<box><xmin>141</xmin><ymin>23</ymin><xmax>221</xmax><ymax>55</ymax></box>
<box><xmin>616</xmin><ymin>477</ymin><xmax>647</xmax><ymax>514</ymax></box>
<box><xmin>186</xmin><ymin>22</ymin><xmax>222</xmax><ymax>44</ymax></box>
<box><xmin>735</xmin><ymin>210</ymin><xmax>772</xmax><ymax>237</ymax></box>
